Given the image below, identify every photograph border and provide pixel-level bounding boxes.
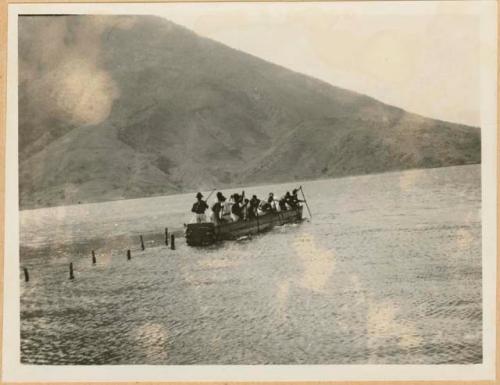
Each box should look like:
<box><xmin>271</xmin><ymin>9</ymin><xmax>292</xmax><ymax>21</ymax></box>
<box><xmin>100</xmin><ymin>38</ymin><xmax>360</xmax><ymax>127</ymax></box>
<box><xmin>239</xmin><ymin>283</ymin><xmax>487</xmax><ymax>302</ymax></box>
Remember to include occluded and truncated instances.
<box><xmin>0</xmin><ymin>1</ymin><xmax>497</xmax><ymax>383</ymax></box>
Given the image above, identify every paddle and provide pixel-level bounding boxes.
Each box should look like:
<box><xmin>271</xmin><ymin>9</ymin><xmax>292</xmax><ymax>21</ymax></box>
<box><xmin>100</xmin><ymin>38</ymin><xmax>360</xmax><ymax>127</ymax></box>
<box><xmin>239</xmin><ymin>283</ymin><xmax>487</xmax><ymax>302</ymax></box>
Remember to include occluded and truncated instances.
<box><xmin>299</xmin><ymin>185</ymin><xmax>313</xmax><ymax>219</ymax></box>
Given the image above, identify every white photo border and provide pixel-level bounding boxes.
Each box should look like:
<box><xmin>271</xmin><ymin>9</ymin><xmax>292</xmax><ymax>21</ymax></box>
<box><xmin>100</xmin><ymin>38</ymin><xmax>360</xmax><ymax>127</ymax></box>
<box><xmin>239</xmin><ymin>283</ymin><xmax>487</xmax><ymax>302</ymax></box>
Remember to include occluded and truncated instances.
<box><xmin>3</xmin><ymin>1</ymin><xmax>497</xmax><ymax>382</ymax></box>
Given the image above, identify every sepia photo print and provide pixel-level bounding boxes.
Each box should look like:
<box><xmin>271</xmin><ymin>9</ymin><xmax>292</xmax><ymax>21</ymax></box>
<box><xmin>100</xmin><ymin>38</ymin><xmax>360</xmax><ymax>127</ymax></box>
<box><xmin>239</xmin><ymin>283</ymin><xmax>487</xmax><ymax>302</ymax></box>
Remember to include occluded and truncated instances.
<box><xmin>2</xmin><ymin>1</ymin><xmax>497</xmax><ymax>382</ymax></box>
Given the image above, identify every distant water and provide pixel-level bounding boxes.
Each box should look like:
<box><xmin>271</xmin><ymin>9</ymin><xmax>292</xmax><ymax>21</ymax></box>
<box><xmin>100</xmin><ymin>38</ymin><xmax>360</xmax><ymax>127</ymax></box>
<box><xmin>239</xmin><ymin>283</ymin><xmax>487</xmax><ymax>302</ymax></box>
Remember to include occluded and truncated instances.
<box><xmin>20</xmin><ymin>165</ymin><xmax>482</xmax><ymax>364</ymax></box>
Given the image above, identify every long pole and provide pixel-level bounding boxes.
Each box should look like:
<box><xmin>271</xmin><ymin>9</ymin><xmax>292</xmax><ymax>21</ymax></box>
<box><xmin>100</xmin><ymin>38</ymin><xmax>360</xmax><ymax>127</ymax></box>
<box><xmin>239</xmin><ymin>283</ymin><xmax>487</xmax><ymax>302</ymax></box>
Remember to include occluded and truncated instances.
<box><xmin>299</xmin><ymin>185</ymin><xmax>312</xmax><ymax>219</ymax></box>
<box><xmin>205</xmin><ymin>188</ymin><xmax>216</xmax><ymax>201</ymax></box>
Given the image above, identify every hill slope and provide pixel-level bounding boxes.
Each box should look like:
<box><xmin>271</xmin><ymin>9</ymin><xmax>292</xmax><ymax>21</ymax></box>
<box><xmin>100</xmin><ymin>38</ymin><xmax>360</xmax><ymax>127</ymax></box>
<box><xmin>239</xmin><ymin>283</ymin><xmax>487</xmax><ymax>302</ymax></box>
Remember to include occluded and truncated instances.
<box><xmin>18</xmin><ymin>15</ymin><xmax>480</xmax><ymax>209</ymax></box>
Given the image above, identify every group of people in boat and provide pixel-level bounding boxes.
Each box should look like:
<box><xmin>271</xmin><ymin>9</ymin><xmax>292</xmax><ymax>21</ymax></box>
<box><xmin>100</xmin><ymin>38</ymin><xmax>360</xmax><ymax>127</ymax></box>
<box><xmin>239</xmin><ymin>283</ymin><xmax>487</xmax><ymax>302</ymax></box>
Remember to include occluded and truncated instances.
<box><xmin>191</xmin><ymin>189</ymin><xmax>304</xmax><ymax>224</ymax></box>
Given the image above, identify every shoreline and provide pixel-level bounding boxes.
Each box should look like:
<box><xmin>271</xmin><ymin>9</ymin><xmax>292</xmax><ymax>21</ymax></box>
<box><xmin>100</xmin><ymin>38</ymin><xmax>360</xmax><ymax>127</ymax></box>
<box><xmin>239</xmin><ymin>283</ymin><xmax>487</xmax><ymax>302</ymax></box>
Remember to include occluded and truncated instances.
<box><xmin>20</xmin><ymin>163</ymin><xmax>480</xmax><ymax>213</ymax></box>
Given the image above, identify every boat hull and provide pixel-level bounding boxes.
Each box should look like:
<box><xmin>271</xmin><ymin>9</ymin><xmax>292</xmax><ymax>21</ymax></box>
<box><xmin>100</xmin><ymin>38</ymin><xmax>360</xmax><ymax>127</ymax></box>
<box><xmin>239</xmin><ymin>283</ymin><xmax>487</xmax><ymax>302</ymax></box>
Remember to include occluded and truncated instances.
<box><xmin>185</xmin><ymin>206</ymin><xmax>303</xmax><ymax>246</ymax></box>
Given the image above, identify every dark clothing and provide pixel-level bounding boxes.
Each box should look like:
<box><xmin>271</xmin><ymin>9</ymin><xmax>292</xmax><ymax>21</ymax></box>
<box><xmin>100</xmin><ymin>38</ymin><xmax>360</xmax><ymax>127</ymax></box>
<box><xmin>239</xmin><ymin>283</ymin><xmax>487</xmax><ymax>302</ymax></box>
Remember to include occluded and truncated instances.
<box><xmin>248</xmin><ymin>209</ymin><xmax>257</xmax><ymax>219</ymax></box>
<box><xmin>248</xmin><ymin>197</ymin><xmax>260</xmax><ymax>219</ymax></box>
<box><xmin>250</xmin><ymin>197</ymin><xmax>260</xmax><ymax>207</ymax></box>
<box><xmin>259</xmin><ymin>201</ymin><xmax>272</xmax><ymax>213</ymax></box>
<box><xmin>267</xmin><ymin>195</ymin><xmax>277</xmax><ymax>212</ymax></box>
<box><xmin>232</xmin><ymin>200</ymin><xmax>248</xmax><ymax>218</ymax></box>
<box><xmin>231</xmin><ymin>202</ymin><xmax>242</xmax><ymax>218</ymax></box>
<box><xmin>192</xmin><ymin>200</ymin><xmax>208</xmax><ymax>214</ymax></box>
<box><xmin>249</xmin><ymin>197</ymin><xmax>260</xmax><ymax>207</ymax></box>
<box><xmin>290</xmin><ymin>193</ymin><xmax>303</xmax><ymax>208</ymax></box>
<box><xmin>211</xmin><ymin>201</ymin><xmax>222</xmax><ymax>224</ymax></box>
<box><xmin>212</xmin><ymin>201</ymin><xmax>222</xmax><ymax>216</ymax></box>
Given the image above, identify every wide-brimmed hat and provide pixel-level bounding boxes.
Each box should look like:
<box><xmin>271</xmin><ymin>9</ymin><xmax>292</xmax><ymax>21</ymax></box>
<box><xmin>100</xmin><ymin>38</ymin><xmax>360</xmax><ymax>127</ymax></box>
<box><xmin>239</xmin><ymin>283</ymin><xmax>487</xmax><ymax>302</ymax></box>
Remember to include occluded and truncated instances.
<box><xmin>217</xmin><ymin>192</ymin><xmax>226</xmax><ymax>201</ymax></box>
<box><xmin>292</xmin><ymin>188</ymin><xmax>299</xmax><ymax>194</ymax></box>
<box><xmin>196</xmin><ymin>192</ymin><xmax>203</xmax><ymax>199</ymax></box>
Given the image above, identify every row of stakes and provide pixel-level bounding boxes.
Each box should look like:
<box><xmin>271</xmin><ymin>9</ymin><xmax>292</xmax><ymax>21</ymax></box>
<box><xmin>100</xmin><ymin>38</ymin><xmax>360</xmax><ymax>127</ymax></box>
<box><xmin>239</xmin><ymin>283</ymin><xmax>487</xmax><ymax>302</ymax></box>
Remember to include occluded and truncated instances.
<box><xmin>23</xmin><ymin>228</ymin><xmax>176</xmax><ymax>282</ymax></box>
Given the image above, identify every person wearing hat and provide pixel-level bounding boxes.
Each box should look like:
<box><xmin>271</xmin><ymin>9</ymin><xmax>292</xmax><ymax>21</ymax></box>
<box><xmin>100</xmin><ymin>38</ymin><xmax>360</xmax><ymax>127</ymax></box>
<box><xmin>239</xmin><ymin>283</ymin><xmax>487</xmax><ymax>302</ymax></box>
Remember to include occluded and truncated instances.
<box><xmin>278</xmin><ymin>194</ymin><xmax>287</xmax><ymax>211</ymax></box>
<box><xmin>267</xmin><ymin>192</ymin><xmax>278</xmax><ymax>212</ymax></box>
<box><xmin>211</xmin><ymin>192</ymin><xmax>227</xmax><ymax>224</ymax></box>
<box><xmin>248</xmin><ymin>195</ymin><xmax>260</xmax><ymax>219</ymax></box>
<box><xmin>231</xmin><ymin>193</ymin><xmax>241</xmax><ymax>222</ymax></box>
<box><xmin>284</xmin><ymin>191</ymin><xmax>294</xmax><ymax>209</ymax></box>
<box><xmin>220</xmin><ymin>193</ymin><xmax>233</xmax><ymax>223</ymax></box>
<box><xmin>230</xmin><ymin>192</ymin><xmax>248</xmax><ymax>222</ymax></box>
<box><xmin>290</xmin><ymin>188</ymin><xmax>304</xmax><ymax>208</ymax></box>
<box><xmin>191</xmin><ymin>192</ymin><xmax>209</xmax><ymax>223</ymax></box>
<box><xmin>242</xmin><ymin>198</ymin><xmax>250</xmax><ymax>220</ymax></box>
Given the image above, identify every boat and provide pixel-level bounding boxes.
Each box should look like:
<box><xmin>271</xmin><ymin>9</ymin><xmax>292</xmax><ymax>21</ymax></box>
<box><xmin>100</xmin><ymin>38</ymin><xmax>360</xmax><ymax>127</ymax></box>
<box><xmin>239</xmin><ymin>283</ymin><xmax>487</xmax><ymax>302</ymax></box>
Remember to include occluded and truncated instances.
<box><xmin>185</xmin><ymin>206</ymin><xmax>304</xmax><ymax>246</ymax></box>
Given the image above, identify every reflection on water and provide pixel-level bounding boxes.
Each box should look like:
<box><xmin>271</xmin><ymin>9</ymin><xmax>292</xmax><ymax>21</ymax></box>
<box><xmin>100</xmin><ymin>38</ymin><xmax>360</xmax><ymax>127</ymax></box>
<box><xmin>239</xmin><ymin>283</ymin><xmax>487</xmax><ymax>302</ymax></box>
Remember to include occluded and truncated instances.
<box><xmin>20</xmin><ymin>165</ymin><xmax>482</xmax><ymax>364</ymax></box>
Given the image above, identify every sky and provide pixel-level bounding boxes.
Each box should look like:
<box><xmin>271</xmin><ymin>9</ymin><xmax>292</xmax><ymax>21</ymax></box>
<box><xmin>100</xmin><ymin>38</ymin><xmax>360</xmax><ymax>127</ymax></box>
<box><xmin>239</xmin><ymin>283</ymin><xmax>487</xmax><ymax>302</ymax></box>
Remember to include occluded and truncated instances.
<box><xmin>152</xmin><ymin>1</ymin><xmax>483</xmax><ymax>127</ymax></box>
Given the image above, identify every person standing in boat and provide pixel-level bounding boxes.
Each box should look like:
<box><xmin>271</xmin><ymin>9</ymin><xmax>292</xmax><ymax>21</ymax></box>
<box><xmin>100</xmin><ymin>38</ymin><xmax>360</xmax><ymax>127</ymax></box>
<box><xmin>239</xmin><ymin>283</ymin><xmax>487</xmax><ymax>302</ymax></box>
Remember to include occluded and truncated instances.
<box><xmin>257</xmin><ymin>195</ymin><xmax>272</xmax><ymax>215</ymax></box>
<box><xmin>227</xmin><ymin>194</ymin><xmax>236</xmax><ymax>220</ymax></box>
<box><xmin>248</xmin><ymin>195</ymin><xmax>260</xmax><ymax>219</ymax></box>
<box><xmin>231</xmin><ymin>193</ymin><xmax>249</xmax><ymax>221</ymax></box>
<box><xmin>267</xmin><ymin>192</ymin><xmax>278</xmax><ymax>212</ymax></box>
<box><xmin>242</xmin><ymin>198</ymin><xmax>250</xmax><ymax>220</ymax></box>
<box><xmin>284</xmin><ymin>191</ymin><xmax>294</xmax><ymax>209</ymax></box>
<box><xmin>290</xmin><ymin>188</ymin><xmax>304</xmax><ymax>208</ymax></box>
<box><xmin>220</xmin><ymin>193</ymin><xmax>232</xmax><ymax>222</ymax></box>
<box><xmin>211</xmin><ymin>192</ymin><xmax>226</xmax><ymax>224</ymax></box>
<box><xmin>231</xmin><ymin>193</ymin><xmax>242</xmax><ymax>221</ymax></box>
<box><xmin>278</xmin><ymin>193</ymin><xmax>291</xmax><ymax>211</ymax></box>
<box><xmin>191</xmin><ymin>192</ymin><xmax>209</xmax><ymax>223</ymax></box>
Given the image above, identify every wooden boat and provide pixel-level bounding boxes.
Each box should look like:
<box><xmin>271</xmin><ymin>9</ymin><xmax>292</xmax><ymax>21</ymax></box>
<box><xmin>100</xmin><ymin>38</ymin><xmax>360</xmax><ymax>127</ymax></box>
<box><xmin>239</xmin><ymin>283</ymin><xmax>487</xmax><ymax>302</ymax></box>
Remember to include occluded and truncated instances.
<box><xmin>185</xmin><ymin>206</ymin><xmax>304</xmax><ymax>246</ymax></box>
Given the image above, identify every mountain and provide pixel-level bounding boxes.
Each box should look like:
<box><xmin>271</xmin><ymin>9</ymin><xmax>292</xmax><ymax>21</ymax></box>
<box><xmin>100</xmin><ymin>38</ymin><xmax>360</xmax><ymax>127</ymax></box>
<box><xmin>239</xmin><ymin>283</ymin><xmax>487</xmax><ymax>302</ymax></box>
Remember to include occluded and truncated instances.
<box><xmin>18</xmin><ymin>15</ymin><xmax>480</xmax><ymax>209</ymax></box>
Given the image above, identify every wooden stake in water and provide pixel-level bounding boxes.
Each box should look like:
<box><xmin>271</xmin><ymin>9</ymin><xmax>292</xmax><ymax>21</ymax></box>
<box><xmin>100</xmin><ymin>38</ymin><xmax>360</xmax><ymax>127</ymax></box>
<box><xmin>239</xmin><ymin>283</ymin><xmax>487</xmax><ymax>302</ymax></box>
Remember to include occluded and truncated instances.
<box><xmin>69</xmin><ymin>263</ymin><xmax>75</xmax><ymax>280</ymax></box>
<box><xmin>127</xmin><ymin>249</ymin><xmax>131</xmax><ymax>261</ymax></box>
<box><xmin>140</xmin><ymin>235</ymin><xmax>145</xmax><ymax>251</ymax></box>
<box><xmin>92</xmin><ymin>250</ymin><xmax>96</xmax><ymax>265</ymax></box>
<box><xmin>23</xmin><ymin>267</ymin><xmax>29</xmax><ymax>282</ymax></box>
<box><xmin>170</xmin><ymin>234</ymin><xmax>175</xmax><ymax>250</ymax></box>
<box><xmin>165</xmin><ymin>228</ymin><xmax>169</xmax><ymax>246</ymax></box>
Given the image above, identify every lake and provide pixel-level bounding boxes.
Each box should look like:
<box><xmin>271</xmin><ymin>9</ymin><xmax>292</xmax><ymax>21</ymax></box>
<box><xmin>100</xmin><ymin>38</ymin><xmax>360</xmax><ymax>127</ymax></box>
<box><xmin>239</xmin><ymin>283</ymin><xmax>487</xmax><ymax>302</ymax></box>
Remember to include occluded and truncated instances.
<box><xmin>19</xmin><ymin>165</ymin><xmax>482</xmax><ymax>364</ymax></box>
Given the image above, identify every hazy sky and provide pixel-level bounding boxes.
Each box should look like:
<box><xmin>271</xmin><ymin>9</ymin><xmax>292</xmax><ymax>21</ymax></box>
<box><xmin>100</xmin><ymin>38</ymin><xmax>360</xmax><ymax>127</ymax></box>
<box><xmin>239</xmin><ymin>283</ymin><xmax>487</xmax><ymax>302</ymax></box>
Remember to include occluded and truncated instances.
<box><xmin>154</xmin><ymin>1</ymin><xmax>482</xmax><ymax>126</ymax></box>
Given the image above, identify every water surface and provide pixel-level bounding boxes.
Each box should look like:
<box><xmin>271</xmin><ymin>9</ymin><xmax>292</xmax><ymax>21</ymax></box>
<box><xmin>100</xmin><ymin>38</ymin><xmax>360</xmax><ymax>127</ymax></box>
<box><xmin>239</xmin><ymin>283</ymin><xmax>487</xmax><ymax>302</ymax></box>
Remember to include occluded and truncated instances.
<box><xmin>20</xmin><ymin>165</ymin><xmax>482</xmax><ymax>364</ymax></box>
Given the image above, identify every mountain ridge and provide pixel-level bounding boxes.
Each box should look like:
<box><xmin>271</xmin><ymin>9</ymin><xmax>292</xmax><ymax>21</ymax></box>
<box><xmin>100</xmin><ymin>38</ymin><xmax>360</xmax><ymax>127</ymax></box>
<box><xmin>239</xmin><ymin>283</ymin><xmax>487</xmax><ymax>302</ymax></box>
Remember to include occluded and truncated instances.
<box><xmin>18</xmin><ymin>15</ymin><xmax>480</xmax><ymax>209</ymax></box>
